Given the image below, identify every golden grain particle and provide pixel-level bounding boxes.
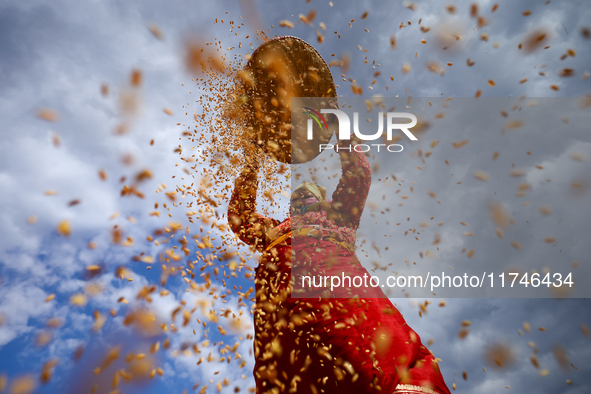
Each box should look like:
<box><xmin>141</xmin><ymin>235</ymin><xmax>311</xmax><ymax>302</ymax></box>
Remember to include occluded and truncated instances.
<box><xmin>163</xmin><ymin>108</ymin><xmax>174</xmax><ymax>116</ymax></box>
<box><xmin>67</xmin><ymin>199</ymin><xmax>80</xmax><ymax>207</ymax></box>
<box><xmin>496</xmin><ymin>228</ymin><xmax>504</xmax><ymax>239</ymax></box>
<box><xmin>492</xmin><ymin>4</ymin><xmax>499</xmax><ymax>12</ymax></box>
<box><xmin>57</xmin><ymin>220</ymin><xmax>71</xmax><ymax>237</ymax></box>
<box><xmin>473</xmin><ymin>170</ymin><xmax>489</xmax><ymax>181</ymax></box>
<box><xmin>101</xmin><ymin>84</ymin><xmax>109</xmax><ymax>96</ymax></box>
<box><xmin>509</xmin><ymin>169</ymin><xmax>525</xmax><ymax>177</ymax></box>
<box><xmin>51</xmin><ymin>134</ymin><xmax>61</xmax><ymax>148</ymax></box>
<box><xmin>552</xmin><ymin>346</ymin><xmax>569</xmax><ymax>371</ymax></box>
<box><xmin>27</xmin><ymin>215</ymin><xmax>37</xmax><ymax>224</ymax></box>
<box><xmin>35</xmin><ymin>331</ymin><xmax>53</xmax><ymax>347</ymax></box>
<box><xmin>523</xmin><ymin>10</ymin><xmax>532</xmax><ymax>16</ymax></box>
<box><xmin>570</xmin><ymin>152</ymin><xmax>587</xmax><ymax>161</ymax></box>
<box><xmin>86</xmin><ymin>283</ymin><xmax>103</xmax><ymax>296</ymax></box>
<box><xmin>72</xmin><ymin>345</ymin><xmax>84</xmax><ymax>361</ymax></box>
<box><xmin>478</xmin><ymin>17</ymin><xmax>489</xmax><ymax>30</ymax></box>
<box><xmin>488</xmin><ymin>79</ymin><xmax>495</xmax><ymax>86</ymax></box>
<box><xmin>402</xmin><ymin>63</ymin><xmax>411</xmax><ymax>74</ymax></box>
<box><xmin>36</xmin><ymin>108</ymin><xmax>59</xmax><ymax>122</ymax></box>
<box><xmin>148</xmin><ymin>23</ymin><xmax>163</xmax><ymax>39</ymax></box>
<box><xmin>540</xmin><ymin>369</ymin><xmax>549</xmax><ymax>377</ymax></box>
<box><xmin>475</xmin><ymin>90</ymin><xmax>482</xmax><ymax>97</ymax></box>
<box><xmin>9</xmin><ymin>375</ymin><xmax>36</xmax><ymax>394</ymax></box>
<box><xmin>130</xmin><ymin>69</ymin><xmax>142</xmax><ymax>88</ymax></box>
<box><xmin>522</xmin><ymin>28</ymin><xmax>550</xmax><ymax>53</ymax></box>
<box><xmin>45</xmin><ymin>294</ymin><xmax>56</xmax><ymax>302</ymax></box>
<box><xmin>40</xmin><ymin>359</ymin><xmax>59</xmax><ymax>384</ymax></box>
<box><xmin>458</xmin><ymin>329</ymin><xmax>469</xmax><ymax>339</ymax></box>
<box><xmin>510</xmin><ymin>240</ymin><xmax>522</xmax><ymax>250</ymax></box>
<box><xmin>489</xmin><ymin>202</ymin><xmax>510</xmax><ymax>228</ymax></box>
<box><xmin>46</xmin><ymin>317</ymin><xmax>63</xmax><ymax>328</ymax></box>
<box><xmin>279</xmin><ymin>20</ymin><xmax>294</xmax><ymax>28</ymax></box>
<box><xmin>446</xmin><ymin>5</ymin><xmax>456</xmax><ymax>14</ymax></box>
<box><xmin>390</xmin><ymin>35</ymin><xmax>397</xmax><ymax>49</ymax></box>
<box><xmin>426</xmin><ymin>61</ymin><xmax>444</xmax><ymax>75</ymax></box>
<box><xmin>351</xmin><ymin>84</ymin><xmax>363</xmax><ymax>95</ymax></box>
<box><xmin>185</xmin><ymin>40</ymin><xmax>225</xmax><ymax>75</ymax></box>
<box><xmin>452</xmin><ymin>139</ymin><xmax>468</xmax><ymax>149</ymax></box>
<box><xmin>543</xmin><ymin>237</ymin><xmax>556</xmax><ymax>243</ymax></box>
<box><xmin>485</xmin><ymin>343</ymin><xmax>515</xmax><ymax>368</ymax></box>
<box><xmin>550</xmin><ymin>85</ymin><xmax>559</xmax><ymax>91</ymax></box>
<box><xmin>92</xmin><ymin>311</ymin><xmax>107</xmax><ymax>332</ymax></box>
<box><xmin>70</xmin><ymin>293</ymin><xmax>88</xmax><ymax>307</ymax></box>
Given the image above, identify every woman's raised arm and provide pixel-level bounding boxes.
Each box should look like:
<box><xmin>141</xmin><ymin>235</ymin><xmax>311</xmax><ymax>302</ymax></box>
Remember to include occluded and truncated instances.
<box><xmin>227</xmin><ymin>163</ymin><xmax>280</xmax><ymax>251</ymax></box>
<box><xmin>331</xmin><ymin>142</ymin><xmax>372</xmax><ymax>230</ymax></box>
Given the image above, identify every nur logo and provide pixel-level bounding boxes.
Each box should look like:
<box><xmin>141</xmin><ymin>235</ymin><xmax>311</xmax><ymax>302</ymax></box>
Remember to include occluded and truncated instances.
<box><xmin>304</xmin><ymin>108</ymin><xmax>419</xmax><ymax>153</ymax></box>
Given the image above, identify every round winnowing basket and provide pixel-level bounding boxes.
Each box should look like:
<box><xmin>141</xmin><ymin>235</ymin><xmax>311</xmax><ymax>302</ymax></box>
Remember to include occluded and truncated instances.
<box><xmin>243</xmin><ymin>36</ymin><xmax>337</xmax><ymax>164</ymax></box>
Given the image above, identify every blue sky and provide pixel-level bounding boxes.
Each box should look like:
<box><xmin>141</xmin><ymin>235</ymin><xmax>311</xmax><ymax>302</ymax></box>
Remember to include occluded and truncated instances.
<box><xmin>1</xmin><ymin>0</ymin><xmax>591</xmax><ymax>393</ymax></box>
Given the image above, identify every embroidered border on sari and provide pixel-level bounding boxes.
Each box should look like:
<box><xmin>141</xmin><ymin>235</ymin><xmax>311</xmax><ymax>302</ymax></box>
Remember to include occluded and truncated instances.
<box><xmin>393</xmin><ymin>384</ymin><xmax>440</xmax><ymax>394</ymax></box>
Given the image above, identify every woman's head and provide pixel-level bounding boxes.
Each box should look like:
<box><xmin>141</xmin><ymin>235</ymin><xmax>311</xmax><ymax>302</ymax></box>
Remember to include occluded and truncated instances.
<box><xmin>291</xmin><ymin>183</ymin><xmax>326</xmax><ymax>214</ymax></box>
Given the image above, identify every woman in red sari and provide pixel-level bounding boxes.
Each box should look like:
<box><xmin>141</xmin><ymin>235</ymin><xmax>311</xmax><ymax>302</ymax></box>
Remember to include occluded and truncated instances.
<box><xmin>228</xmin><ymin>143</ymin><xmax>451</xmax><ymax>394</ymax></box>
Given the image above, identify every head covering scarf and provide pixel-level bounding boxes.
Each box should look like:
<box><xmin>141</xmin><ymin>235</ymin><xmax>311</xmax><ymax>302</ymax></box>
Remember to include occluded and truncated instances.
<box><xmin>294</xmin><ymin>182</ymin><xmax>327</xmax><ymax>202</ymax></box>
<box><xmin>291</xmin><ymin>183</ymin><xmax>327</xmax><ymax>214</ymax></box>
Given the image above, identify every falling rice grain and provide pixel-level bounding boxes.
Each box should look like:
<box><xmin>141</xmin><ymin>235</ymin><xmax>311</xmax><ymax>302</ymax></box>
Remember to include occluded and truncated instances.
<box><xmin>36</xmin><ymin>108</ymin><xmax>59</xmax><ymax>122</ymax></box>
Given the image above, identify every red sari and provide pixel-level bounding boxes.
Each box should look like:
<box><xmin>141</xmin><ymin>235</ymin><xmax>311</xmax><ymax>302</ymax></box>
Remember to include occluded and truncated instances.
<box><xmin>228</xmin><ymin>147</ymin><xmax>451</xmax><ymax>394</ymax></box>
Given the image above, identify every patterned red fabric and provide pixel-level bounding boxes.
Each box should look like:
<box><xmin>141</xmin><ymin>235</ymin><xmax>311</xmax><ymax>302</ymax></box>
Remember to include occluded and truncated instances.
<box><xmin>228</xmin><ymin>146</ymin><xmax>451</xmax><ymax>394</ymax></box>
